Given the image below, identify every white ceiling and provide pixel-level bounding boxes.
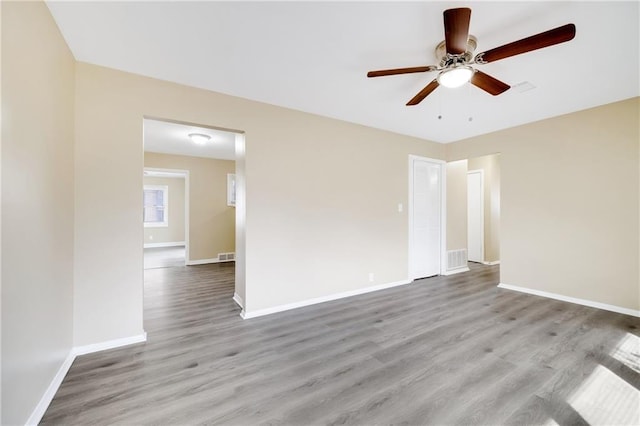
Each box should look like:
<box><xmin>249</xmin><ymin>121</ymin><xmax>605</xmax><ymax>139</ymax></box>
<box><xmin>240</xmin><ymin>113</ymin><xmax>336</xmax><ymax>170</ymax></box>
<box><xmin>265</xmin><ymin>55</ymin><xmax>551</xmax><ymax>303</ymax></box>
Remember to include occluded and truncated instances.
<box><xmin>47</xmin><ymin>1</ymin><xmax>639</xmax><ymax>143</ymax></box>
<box><xmin>144</xmin><ymin>118</ymin><xmax>236</xmax><ymax>160</ymax></box>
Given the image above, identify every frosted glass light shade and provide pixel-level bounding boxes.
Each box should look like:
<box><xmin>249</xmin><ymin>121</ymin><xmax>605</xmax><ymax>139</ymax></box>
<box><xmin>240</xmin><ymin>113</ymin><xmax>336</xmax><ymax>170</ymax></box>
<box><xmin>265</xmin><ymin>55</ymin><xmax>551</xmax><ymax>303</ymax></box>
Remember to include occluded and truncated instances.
<box><xmin>188</xmin><ymin>133</ymin><xmax>211</xmax><ymax>145</ymax></box>
<box><xmin>437</xmin><ymin>66</ymin><xmax>474</xmax><ymax>88</ymax></box>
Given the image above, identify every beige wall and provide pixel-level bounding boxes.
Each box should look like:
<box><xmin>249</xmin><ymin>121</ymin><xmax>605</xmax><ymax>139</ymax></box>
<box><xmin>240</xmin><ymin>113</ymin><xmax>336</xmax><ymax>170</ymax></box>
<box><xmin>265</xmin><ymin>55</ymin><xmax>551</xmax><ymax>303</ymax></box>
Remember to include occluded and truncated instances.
<box><xmin>144</xmin><ymin>153</ymin><xmax>235</xmax><ymax>260</ymax></box>
<box><xmin>446</xmin><ymin>160</ymin><xmax>468</xmax><ymax>252</ymax></box>
<box><xmin>1</xmin><ymin>2</ymin><xmax>76</xmax><ymax>424</ymax></box>
<box><xmin>1</xmin><ymin>2</ymin><xmax>3</xmax><ymax>422</ymax></box>
<box><xmin>143</xmin><ymin>175</ymin><xmax>186</xmax><ymax>245</ymax></box>
<box><xmin>72</xmin><ymin>61</ymin><xmax>444</xmax><ymax>343</ymax></box>
<box><xmin>447</xmin><ymin>98</ymin><xmax>639</xmax><ymax>311</ymax></box>
<box><xmin>468</xmin><ymin>154</ymin><xmax>501</xmax><ymax>263</ymax></box>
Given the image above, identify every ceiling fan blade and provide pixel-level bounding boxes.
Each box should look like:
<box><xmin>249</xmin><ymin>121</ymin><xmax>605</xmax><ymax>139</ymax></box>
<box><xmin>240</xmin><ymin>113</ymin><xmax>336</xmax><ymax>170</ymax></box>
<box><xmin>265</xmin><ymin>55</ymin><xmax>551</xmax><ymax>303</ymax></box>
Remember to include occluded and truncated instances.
<box><xmin>475</xmin><ymin>23</ymin><xmax>576</xmax><ymax>63</ymax></box>
<box><xmin>367</xmin><ymin>66</ymin><xmax>437</xmax><ymax>78</ymax></box>
<box><xmin>444</xmin><ymin>8</ymin><xmax>472</xmax><ymax>55</ymax></box>
<box><xmin>470</xmin><ymin>70</ymin><xmax>510</xmax><ymax>95</ymax></box>
<box><xmin>407</xmin><ymin>79</ymin><xmax>439</xmax><ymax>106</ymax></box>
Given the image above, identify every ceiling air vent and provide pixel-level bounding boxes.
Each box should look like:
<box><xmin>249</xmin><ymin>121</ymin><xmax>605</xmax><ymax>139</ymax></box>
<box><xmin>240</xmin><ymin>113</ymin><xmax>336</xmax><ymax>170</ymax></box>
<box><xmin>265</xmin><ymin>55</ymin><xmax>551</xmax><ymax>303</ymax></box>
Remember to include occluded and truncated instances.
<box><xmin>512</xmin><ymin>81</ymin><xmax>536</xmax><ymax>93</ymax></box>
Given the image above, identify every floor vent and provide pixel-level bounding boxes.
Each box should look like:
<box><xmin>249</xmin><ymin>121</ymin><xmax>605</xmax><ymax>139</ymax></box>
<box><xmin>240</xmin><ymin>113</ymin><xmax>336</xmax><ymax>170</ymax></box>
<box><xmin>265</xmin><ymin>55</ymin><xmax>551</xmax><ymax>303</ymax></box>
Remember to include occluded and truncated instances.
<box><xmin>447</xmin><ymin>249</ymin><xmax>467</xmax><ymax>270</ymax></box>
<box><xmin>218</xmin><ymin>252</ymin><xmax>235</xmax><ymax>262</ymax></box>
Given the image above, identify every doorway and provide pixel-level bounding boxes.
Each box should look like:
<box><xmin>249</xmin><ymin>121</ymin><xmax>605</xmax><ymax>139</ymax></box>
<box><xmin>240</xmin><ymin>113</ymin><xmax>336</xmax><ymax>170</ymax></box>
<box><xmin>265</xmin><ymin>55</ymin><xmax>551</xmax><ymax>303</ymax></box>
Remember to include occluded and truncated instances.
<box><xmin>142</xmin><ymin>117</ymin><xmax>238</xmax><ymax>265</ymax></box>
<box><xmin>409</xmin><ymin>155</ymin><xmax>445</xmax><ymax>280</ymax></box>
<box><xmin>140</xmin><ymin>116</ymin><xmax>247</xmax><ymax>323</ymax></box>
<box><xmin>444</xmin><ymin>154</ymin><xmax>500</xmax><ymax>275</ymax></box>
<box><xmin>142</xmin><ymin>117</ymin><xmax>246</xmax><ymax>310</ymax></box>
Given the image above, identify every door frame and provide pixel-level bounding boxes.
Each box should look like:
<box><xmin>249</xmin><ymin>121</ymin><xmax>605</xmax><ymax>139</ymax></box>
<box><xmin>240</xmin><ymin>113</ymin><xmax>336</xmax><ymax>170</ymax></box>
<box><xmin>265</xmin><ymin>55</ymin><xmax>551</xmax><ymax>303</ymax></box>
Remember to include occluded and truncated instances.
<box><xmin>143</xmin><ymin>167</ymin><xmax>190</xmax><ymax>264</ymax></box>
<box><xmin>467</xmin><ymin>169</ymin><xmax>485</xmax><ymax>263</ymax></box>
<box><xmin>408</xmin><ymin>155</ymin><xmax>447</xmax><ymax>280</ymax></box>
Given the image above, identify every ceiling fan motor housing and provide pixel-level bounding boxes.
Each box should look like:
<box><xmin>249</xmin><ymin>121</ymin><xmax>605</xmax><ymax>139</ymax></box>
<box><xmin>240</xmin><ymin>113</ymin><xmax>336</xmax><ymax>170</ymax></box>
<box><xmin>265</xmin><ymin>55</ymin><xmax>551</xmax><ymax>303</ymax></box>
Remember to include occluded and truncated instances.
<box><xmin>435</xmin><ymin>35</ymin><xmax>477</xmax><ymax>67</ymax></box>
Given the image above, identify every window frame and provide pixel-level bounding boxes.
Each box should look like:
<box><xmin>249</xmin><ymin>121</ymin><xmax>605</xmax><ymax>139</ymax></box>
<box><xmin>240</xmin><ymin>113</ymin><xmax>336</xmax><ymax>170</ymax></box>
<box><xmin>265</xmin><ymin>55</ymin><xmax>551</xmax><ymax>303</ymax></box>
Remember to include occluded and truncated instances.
<box><xmin>143</xmin><ymin>184</ymin><xmax>169</xmax><ymax>228</ymax></box>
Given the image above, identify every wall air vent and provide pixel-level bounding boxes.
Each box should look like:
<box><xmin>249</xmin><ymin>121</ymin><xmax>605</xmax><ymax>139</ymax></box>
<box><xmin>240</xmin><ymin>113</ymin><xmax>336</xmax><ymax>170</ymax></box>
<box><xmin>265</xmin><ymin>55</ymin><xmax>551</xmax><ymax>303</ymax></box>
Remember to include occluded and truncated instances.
<box><xmin>218</xmin><ymin>252</ymin><xmax>235</xmax><ymax>262</ymax></box>
<box><xmin>447</xmin><ymin>249</ymin><xmax>468</xmax><ymax>270</ymax></box>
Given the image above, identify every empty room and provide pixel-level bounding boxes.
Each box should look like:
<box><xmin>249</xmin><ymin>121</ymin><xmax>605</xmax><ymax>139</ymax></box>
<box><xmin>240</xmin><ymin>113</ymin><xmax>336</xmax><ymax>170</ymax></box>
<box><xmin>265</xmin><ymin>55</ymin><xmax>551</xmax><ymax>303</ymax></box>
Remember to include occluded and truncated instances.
<box><xmin>1</xmin><ymin>1</ymin><xmax>638</xmax><ymax>425</ymax></box>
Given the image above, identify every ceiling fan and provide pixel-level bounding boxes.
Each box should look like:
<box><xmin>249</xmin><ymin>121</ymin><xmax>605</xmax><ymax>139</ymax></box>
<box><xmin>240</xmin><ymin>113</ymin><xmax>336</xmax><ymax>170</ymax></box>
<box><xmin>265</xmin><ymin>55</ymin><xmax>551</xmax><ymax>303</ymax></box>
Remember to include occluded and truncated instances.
<box><xmin>367</xmin><ymin>8</ymin><xmax>576</xmax><ymax>106</ymax></box>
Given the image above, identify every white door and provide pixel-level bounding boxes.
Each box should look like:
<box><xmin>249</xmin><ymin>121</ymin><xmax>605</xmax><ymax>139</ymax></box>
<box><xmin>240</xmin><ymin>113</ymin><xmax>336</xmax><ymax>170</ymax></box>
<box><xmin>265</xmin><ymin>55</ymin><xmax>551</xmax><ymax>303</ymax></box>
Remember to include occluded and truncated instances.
<box><xmin>467</xmin><ymin>170</ymin><xmax>484</xmax><ymax>262</ymax></box>
<box><xmin>410</xmin><ymin>157</ymin><xmax>442</xmax><ymax>279</ymax></box>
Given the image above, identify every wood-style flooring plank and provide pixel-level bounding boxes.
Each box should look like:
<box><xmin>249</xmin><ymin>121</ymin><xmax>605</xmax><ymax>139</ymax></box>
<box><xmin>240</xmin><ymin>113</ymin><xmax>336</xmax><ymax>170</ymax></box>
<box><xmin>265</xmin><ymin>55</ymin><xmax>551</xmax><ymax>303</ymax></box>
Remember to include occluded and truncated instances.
<box><xmin>41</xmin><ymin>262</ymin><xmax>640</xmax><ymax>425</ymax></box>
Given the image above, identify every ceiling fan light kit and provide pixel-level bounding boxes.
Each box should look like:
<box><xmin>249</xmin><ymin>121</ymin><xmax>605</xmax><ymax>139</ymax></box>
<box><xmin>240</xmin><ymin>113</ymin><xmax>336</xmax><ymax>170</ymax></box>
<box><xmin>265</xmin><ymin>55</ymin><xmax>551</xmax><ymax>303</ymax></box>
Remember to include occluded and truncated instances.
<box><xmin>367</xmin><ymin>7</ymin><xmax>576</xmax><ymax>106</ymax></box>
<box><xmin>437</xmin><ymin>65</ymin><xmax>474</xmax><ymax>88</ymax></box>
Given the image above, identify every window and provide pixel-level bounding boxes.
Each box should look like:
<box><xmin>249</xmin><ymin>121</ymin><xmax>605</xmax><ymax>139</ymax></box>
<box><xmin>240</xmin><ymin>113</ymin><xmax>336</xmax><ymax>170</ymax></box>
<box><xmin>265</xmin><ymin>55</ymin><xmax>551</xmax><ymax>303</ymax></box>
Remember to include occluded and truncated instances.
<box><xmin>227</xmin><ymin>174</ymin><xmax>236</xmax><ymax>207</ymax></box>
<box><xmin>143</xmin><ymin>185</ymin><xmax>168</xmax><ymax>227</ymax></box>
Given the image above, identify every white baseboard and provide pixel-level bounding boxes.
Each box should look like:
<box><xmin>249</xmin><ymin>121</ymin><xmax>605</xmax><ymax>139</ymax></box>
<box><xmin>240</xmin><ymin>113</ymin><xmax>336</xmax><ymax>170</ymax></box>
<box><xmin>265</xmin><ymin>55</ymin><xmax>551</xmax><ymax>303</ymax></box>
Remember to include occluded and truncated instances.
<box><xmin>442</xmin><ymin>267</ymin><xmax>470</xmax><ymax>276</ymax></box>
<box><xmin>498</xmin><ymin>283</ymin><xmax>640</xmax><ymax>318</ymax></box>
<box><xmin>144</xmin><ymin>241</ymin><xmax>185</xmax><ymax>248</ymax></box>
<box><xmin>26</xmin><ymin>331</ymin><xmax>147</xmax><ymax>425</ymax></box>
<box><xmin>482</xmin><ymin>260</ymin><xmax>501</xmax><ymax>266</ymax></box>
<box><xmin>233</xmin><ymin>292</ymin><xmax>244</xmax><ymax>309</ymax></box>
<box><xmin>73</xmin><ymin>332</ymin><xmax>147</xmax><ymax>356</ymax></box>
<box><xmin>242</xmin><ymin>279</ymin><xmax>412</xmax><ymax>319</ymax></box>
<box><xmin>186</xmin><ymin>258</ymin><xmax>234</xmax><ymax>266</ymax></box>
<box><xmin>187</xmin><ymin>258</ymin><xmax>216</xmax><ymax>266</ymax></box>
<box><xmin>25</xmin><ymin>351</ymin><xmax>75</xmax><ymax>426</ymax></box>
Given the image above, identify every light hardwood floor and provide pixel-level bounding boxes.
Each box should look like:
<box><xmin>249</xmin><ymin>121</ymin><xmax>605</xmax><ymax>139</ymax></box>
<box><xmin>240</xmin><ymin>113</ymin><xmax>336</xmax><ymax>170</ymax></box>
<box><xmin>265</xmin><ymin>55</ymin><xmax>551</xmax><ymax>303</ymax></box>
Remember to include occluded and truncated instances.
<box><xmin>143</xmin><ymin>246</ymin><xmax>186</xmax><ymax>269</ymax></box>
<box><xmin>42</xmin><ymin>263</ymin><xmax>639</xmax><ymax>425</ymax></box>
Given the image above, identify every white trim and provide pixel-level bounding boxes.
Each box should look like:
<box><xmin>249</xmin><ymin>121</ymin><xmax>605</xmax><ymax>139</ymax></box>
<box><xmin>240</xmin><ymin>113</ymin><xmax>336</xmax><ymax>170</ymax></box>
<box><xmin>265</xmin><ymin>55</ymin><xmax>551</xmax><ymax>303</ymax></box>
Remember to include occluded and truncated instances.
<box><xmin>467</xmin><ymin>169</ymin><xmax>485</xmax><ymax>263</ymax></box>
<box><xmin>233</xmin><ymin>292</ymin><xmax>244</xmax><ymax>309</ymax></box>
<box><xmin>227</xmin><ymin>173</ymin><xmax>236</xmax><ymax>207</ymax></box>
<box><xmin>441</xmin><ymin>165</ymin><xmax>447</xmax><ymax>276</ymax></box>
<box><xmin>186</xmin><ymin>257</ymin><xmax>234</xmax><ymax>266</ymax></box>
<box><xmin>25</xmin><ymin>351</ymin><xmax>75</xmax><ymax>426</ymax></box>
<box><xmin>482</xmin><ymin>260</ymin><xmax>500</xmax><ymax>266</ymax></box>
<box><xmin>143</xmin><ymin>170</ymin><xmax>186</xmax><ymax>179</ymax></box>
<box><xmin>242</xmin><ymin>279</ymin><xmax>412</xmax><ymax>319</ymax></box>
<box><xmin>498</xmin><ymin>283</ymin><xmax>640</xmax><ymax>318</ymax></box>
<box><xmin>184</xmin><ymin>172</ymin><xmax>190</xmax><ymax>264</ymax></box>
<box><xmin>408</xmin><ymin>155</ymin><xmax>446</xmax><ymax>280</ymax></box>
<box><xmin>442</xmin><ymin>267</ymin><xmax>470</xmax><ymax>276</ymax></box>
<box><xmin>234</xmin><ymin>133</ymin><xmax>247</xmax><ymax>322</ymax></box>
<box><xmin>26</xmin><ymin>332</ymin><xmax>148</xmax><ymax>425</ymax></box>
<box><xmin>72</xmin><ymin>332</ymin><xmax>147</xmax><ymax>356</ymax></box>
<box><xmin>143</xmin><ymin>222</ymin><xmax>169</xmax><ymax>228</ymax></box>
<box><xmin>143</xmin><ymin>241</ymin><xmax>185</xmax><ymax>248</ymax></box>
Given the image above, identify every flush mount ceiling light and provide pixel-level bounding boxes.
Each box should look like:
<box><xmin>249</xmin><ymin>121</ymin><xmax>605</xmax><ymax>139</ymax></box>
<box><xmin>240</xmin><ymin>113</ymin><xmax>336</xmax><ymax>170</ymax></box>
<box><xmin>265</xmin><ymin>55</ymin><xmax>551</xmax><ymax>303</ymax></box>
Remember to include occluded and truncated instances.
<box><xmin>437</xmin><ymin>65</ymin><xmax>474</xmax><ymax>88</ymax></box>
<box><xmin>188</xmin><ymin>133</ymin><xmax>211</xmax><ymax>145</ymax></box>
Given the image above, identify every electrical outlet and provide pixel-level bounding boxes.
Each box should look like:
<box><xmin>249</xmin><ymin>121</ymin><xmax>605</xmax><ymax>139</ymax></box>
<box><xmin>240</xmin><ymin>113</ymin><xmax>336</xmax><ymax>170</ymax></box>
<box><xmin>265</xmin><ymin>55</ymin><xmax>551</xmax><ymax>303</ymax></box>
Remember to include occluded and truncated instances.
<box><xmin>398</xmin><ymin>203</ymin><xmax>403</xmax><ymax>212</ymax></box>
<box><xmin>149</xmin><ymin>235</ymin><xmax>153</xmax><ymax>240</ymax></box>
<box><xmin>369</xmin><ymin>273</ymin><xmax>374</xmax><ymax>282</ymax></box>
